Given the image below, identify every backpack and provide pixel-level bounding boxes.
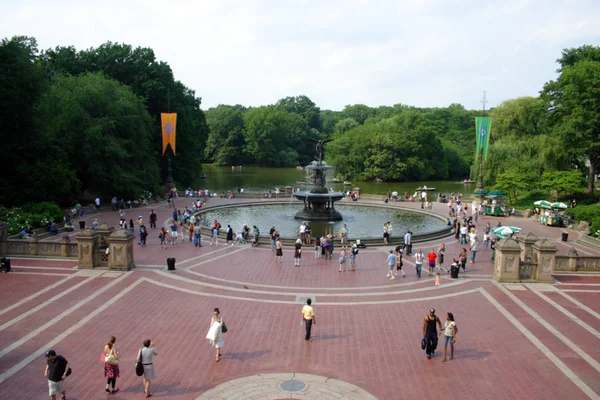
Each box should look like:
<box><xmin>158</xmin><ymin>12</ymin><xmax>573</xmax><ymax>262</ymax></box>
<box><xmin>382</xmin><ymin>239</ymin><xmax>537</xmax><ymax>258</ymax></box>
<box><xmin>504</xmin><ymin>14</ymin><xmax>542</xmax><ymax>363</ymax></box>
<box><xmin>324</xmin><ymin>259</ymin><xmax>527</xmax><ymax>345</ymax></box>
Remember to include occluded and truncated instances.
<box><xmin>217</xmin><ymin>223</ymin><xmax>222</xmax><ymax>230</ymax></box>
<box><xmin>352</xmin><ymin>247</ymin><xmax>359</xmax><ymax>255</ymax></box>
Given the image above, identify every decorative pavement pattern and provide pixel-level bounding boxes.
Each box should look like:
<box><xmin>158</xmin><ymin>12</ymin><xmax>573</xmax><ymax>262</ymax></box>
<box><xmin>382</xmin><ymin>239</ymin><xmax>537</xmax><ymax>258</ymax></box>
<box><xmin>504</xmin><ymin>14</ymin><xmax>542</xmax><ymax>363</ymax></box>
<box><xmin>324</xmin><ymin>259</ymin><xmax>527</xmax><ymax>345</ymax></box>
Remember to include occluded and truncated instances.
<box><xmin>1</xmin><ymin>198</ymin><xmax>599</xmax><ymax>399</ymax></box>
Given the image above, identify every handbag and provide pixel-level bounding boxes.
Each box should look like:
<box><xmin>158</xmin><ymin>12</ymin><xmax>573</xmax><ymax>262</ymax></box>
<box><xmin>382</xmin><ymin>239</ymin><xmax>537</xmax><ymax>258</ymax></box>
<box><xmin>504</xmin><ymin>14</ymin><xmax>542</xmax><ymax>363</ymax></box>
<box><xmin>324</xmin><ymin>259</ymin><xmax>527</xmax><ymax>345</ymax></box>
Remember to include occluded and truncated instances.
<box><xmin>105</xmin><ymin>352</ymin><xmax>119</xmax><ymax>365</ymax></box>
<box><xmin>99</xmin><ymin>353</ymin><xmax>105</xmax><ymax>363</ymax></box>
<box><xmin>221</xmin><ymin>321</ymin><xmax>228</xmax><ymax>333</ymax></box>
<box><xmin>421</xmin><ymin>338</ymin><xmax>426</xmax><ymax>350</ymax></box>
<box><xmin>135</xmin><ymin>348</ymin><xmax>144</xmax><ymax>377</ymax></box>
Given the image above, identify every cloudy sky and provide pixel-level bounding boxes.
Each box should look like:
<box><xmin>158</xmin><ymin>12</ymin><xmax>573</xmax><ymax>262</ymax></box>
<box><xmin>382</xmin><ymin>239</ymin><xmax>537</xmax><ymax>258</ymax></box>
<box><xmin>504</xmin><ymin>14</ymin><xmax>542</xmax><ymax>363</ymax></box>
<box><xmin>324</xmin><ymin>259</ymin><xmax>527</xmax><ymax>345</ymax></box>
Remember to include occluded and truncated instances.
<box><xmin>2</xmin><ymin>0</ymin><xmax>599</xmax><ymax>111</ymax></box>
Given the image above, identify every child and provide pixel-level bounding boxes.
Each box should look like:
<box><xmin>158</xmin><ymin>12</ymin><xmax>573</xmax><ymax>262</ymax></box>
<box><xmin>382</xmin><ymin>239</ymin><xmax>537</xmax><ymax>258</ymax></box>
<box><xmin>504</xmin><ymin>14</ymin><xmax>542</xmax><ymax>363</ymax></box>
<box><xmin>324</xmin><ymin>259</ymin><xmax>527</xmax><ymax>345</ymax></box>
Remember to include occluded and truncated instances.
<box><xmin>483</xmin><ymin>233</ymin><xmax>490</xmax><ymax>251</ymax></box>
<box><xmin>435</xmin><ymin>271</ymin><xmax>441</xmax><ymax>286</ymax></box>
<box><xmin>338</xmin><ymin>247</ymin><xmax>347</xmax><ymax>272</ymax></box>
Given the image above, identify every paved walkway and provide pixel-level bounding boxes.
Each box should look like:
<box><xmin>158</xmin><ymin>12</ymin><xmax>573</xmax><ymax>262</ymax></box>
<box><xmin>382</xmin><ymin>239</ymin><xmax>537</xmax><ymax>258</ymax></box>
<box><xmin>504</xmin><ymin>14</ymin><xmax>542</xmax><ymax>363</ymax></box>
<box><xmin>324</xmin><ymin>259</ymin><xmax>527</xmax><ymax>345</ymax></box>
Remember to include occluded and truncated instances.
<box><xmin>1</xmin><ymin>197</ymin><xmax>599</xmax><ymax>399</ymax></box>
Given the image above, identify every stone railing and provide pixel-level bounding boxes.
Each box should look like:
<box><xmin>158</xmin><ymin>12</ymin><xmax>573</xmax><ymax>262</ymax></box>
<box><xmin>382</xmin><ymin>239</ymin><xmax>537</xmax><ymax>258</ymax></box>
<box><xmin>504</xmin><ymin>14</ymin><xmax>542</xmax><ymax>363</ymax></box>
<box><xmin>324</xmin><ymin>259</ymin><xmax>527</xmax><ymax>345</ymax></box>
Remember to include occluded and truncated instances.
<box><xmin>576</xmin><ymin>235</ymin><xmax>600</xmax><ymax>251</ymax></box>
<box><xmin>4</xmin><ymin>235</ymin><xmax>78</xmax><ymax>258</ymax></box>
<box><xmin>555</xmin><ymin>248</ymin><xmax>600</xmax><ymax>272</ymax></box>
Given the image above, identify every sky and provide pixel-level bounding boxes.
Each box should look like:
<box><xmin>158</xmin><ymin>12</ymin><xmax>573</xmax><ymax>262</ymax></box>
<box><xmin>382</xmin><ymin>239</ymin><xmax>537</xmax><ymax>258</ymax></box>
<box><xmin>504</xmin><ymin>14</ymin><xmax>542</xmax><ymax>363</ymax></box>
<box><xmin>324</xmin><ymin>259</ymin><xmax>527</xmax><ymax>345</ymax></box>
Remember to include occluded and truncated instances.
<box><xmin>2</xmin><ymin>0</ymin><xmax>599</xmax><ymax>111</ymax></box>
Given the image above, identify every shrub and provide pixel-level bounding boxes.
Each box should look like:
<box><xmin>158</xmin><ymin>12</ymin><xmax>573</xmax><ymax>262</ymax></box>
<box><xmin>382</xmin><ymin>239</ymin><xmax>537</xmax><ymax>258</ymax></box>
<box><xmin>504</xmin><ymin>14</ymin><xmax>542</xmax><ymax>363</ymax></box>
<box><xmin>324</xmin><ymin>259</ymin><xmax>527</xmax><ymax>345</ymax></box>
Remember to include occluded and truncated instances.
<box><xmin>0</xmin><ymin>202</ymin><xmax>64</xmax><ymax>235</ymax></box>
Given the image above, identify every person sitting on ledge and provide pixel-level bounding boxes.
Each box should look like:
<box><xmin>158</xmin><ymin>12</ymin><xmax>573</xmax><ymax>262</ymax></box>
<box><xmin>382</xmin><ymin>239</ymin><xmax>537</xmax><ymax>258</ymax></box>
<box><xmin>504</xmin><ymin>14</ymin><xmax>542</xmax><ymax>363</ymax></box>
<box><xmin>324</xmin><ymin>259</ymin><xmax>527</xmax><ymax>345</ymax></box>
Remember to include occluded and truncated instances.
<box><xmin>47</xmin><ymin>223</ymin><xmax>58</xmax><ymax>235</ymax></box>
<box><xmin>19</xmin><ymin>228</ymin><xmax>30</xmax><ymax>239</ymax></box>
<box><xmin>92</xmin><ymin>218</ymin><xmax>100</xmax><ymax>229</ymax></box>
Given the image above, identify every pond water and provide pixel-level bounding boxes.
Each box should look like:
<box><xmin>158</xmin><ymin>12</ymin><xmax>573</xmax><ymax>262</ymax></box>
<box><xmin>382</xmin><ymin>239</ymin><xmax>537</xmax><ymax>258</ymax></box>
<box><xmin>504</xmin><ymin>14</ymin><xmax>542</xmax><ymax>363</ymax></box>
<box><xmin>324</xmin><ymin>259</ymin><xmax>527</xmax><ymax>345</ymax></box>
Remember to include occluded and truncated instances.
<box><xmin>192</xmin><ymin>166</ymin><xmax>474</xmax><ymax>196</ymax></box>
<box><xmin>198</xmin><ymin>203</ymin><xmax>449</xmax><ymax>239</ymax></box>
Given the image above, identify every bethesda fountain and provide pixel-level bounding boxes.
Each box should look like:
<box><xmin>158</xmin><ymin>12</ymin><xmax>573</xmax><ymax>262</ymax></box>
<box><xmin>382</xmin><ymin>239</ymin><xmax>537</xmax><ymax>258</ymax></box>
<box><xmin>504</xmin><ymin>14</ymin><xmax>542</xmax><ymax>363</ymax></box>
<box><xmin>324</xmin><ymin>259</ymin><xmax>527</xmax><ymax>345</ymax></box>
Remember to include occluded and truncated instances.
<box><xmin>293</xmin><ymin>140</ymin><xmax>344</xmax><ymax>220</ymax></box>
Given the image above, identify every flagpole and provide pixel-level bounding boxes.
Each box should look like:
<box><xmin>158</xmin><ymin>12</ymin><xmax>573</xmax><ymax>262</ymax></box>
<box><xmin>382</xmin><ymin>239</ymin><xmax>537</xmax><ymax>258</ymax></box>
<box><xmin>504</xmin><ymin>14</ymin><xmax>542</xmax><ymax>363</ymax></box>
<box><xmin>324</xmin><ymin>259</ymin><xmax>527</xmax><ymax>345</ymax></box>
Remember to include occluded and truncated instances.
<box><xmin>476</xmin><ymin>91</ymin><xmax>487</xmax><ymax>191</ymax></box>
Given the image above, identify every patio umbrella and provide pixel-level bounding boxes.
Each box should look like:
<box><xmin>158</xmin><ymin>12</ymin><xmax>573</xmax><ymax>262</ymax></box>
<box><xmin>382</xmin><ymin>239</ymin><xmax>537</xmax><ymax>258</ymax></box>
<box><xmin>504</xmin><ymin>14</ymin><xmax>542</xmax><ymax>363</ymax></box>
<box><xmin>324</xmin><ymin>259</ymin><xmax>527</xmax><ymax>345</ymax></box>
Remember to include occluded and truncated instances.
<box><xmin>533</xmin><ymin>200</ymin><xmax>552</xmax><ymax>209</ymax></box>
<box><xmin>488</xmin><ymin>190</ymin><xmax>505</xmax><ymax>196</ymax></box>
<box><xmin>492</xmin><ymin>226</ymin><xmax>521</xmax><ymax>239</ymax></box>
<box><xmin>551</xmin><ymin>202</ymin><xmax>569</xmax><ymax>209</ymax></box>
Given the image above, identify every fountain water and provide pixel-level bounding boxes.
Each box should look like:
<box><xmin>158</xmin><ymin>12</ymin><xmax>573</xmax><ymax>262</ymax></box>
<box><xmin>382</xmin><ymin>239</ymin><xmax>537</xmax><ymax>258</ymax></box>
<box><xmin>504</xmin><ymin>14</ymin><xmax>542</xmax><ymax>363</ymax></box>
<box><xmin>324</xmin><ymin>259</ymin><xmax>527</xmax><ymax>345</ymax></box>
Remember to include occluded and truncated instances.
<box><xmin>293</xmin><ymin>140</ymin><xmax>344</xmax><ymax>220</ymax></box>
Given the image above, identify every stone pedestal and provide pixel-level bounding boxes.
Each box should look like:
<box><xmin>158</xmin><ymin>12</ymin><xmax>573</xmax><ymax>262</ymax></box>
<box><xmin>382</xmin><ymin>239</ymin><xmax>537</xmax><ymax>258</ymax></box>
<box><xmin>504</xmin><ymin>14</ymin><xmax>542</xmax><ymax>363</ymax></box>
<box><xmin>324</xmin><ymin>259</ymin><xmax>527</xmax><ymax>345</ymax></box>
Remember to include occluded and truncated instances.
<box><xmin>567</xmin><ymin>247</ymin><xmax>578</xmax><ymax>272</ymax></box>
<box><xmin>0</xmin><ymin>222</ymin><xmax>7</xmax><ymax>256</ymax></box>
<box><xmin>107</xmin><ymin>229</ymin><xmax>135</xmax><ymax>271</ymax></box>
<box><xmin>29</xmin><ymin>233</ymin><xmax>39</xmax><ymax>256</ymax></box>
<box><xmin>95</xmin><ymin>223</ymin><xmax>115</xmax><ymax>249</ymax></box>
<box><xmin>533</xmin><ymin>239</ymin><xmax>556</xmax><ymax>283</ymax></box>
<box><xmin>517</xmin><ymin>232</ymin><xmax>538</xmax><ymax>264</ymax></box>
<box><xmin>493</xmin><ymin>238</ymin><xmax>522</xmax><ymax>282</ymax></box>
<box><xmin>60</xmin><ymin>234</ymin><xmax>71</xmax><ymax>257</ymax></box>
<box><xmin>77</xmin><ymin>229</ymin><xmax>99</xmax><ymax>269</ymax></box>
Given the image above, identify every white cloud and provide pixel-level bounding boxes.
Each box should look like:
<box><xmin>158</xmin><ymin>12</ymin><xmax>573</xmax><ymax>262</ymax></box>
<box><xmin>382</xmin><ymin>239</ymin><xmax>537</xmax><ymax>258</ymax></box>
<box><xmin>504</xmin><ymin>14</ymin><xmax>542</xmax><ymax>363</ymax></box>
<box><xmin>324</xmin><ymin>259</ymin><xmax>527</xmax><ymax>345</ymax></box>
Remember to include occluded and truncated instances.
<box><xmin>1</xmin><ymin>0</ymin><xmax>599</xmax><ymax>111</ymax></box>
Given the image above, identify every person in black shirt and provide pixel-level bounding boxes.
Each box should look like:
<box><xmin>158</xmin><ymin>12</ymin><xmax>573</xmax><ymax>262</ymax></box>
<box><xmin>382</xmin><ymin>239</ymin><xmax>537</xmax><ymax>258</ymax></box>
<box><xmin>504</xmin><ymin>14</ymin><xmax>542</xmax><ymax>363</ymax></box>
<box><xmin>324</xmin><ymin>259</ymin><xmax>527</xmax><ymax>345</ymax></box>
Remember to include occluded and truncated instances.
<box><xmin>422</xmin><ymin>309</ymin><xmax>443</xmax><ymax>359</ymax></box>
<box><xmin>149</xmin><ymin>210</ymin><xmax>157</xmax><ymax>229</ymax></box>
<box><xmin>45</xmin><ymin>349</ymin><xmax>69</xmax><ymax>400</ymax></box>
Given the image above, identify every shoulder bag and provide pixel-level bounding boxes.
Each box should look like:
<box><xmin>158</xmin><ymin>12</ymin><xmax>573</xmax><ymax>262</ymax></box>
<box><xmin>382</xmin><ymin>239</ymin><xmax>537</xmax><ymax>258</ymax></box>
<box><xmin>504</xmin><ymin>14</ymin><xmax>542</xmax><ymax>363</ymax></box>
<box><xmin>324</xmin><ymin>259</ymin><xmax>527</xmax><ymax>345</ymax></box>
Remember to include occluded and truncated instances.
<box><xmin>135</xmin><ymin>348</ymin><xmax>144</xmax><ymax>377</ymax></box>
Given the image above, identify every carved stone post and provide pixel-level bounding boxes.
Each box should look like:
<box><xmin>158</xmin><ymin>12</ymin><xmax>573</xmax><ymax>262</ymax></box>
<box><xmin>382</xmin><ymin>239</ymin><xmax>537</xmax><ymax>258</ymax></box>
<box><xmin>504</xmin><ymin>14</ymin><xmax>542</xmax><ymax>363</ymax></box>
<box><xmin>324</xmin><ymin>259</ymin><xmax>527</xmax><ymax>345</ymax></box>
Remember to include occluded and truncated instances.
<box><xmin>77</xmin><ymin>229</ymin><xmax>99</xmax><ymax>269</ymax></box>
<box><xmin>95</xmin><ymin>224</ymin><xmax>115</xmax><ymax>250</ymax></box>
<box><xmin>517</xmin><ymin>232</ymin><xmax>538</xmax><ymax>264</ymax></box>
<box><xmin>29</xmin><ymin>233</ymin><xmax>39</xmax><ymax>256</ymax></box>
<box><xmin>533</xmin><ymin>239</ymin><xmax>556</xmax><ymax>283</ymax></box>
<box><xmin>567</xmin><ymin>247</ymin><xmax>578</xmax><ymax>272</ymax></box>
<box><xmin>107</xmin><ymin>229</ymin><xmax>135</xmax><ymax>271</ymax></box>
<box><xmin>0</xmin><ymin>222</ymin><xmax>7</xmax><ymax>256</ymax></box>
<box><xmin>60</xmin><ymin>234</ymin><xmax>71</xmax><ymax>257</ymax></box>
<box><xmin>493</xmin><ymin>238</ymin><xmax>521</xmax><ymax>283</ymax></box>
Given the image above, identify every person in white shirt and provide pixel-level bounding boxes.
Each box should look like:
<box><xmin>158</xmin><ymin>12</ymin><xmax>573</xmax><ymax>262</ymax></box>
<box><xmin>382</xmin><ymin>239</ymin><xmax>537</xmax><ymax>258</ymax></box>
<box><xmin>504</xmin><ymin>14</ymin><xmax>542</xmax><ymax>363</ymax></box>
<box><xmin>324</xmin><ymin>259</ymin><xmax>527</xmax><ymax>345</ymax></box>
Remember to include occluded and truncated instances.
<box><xmin>414</xmin><ymin>249</ymin><xmax>424</xmax><ymax>278</ymax></box>
<box><xmin>442</xmin><ymin>312</ymin><xmax>457</xmax><ymax>362</ymax></box>
<box><xmin>459</xmin><ymin>225</ymin><xmax>468</xmax><ymax>244</ymax></box>
<box><xmin>95</xmin><ymin>197</ymin><xmax>100</xmax><ymax>211</ymax></box>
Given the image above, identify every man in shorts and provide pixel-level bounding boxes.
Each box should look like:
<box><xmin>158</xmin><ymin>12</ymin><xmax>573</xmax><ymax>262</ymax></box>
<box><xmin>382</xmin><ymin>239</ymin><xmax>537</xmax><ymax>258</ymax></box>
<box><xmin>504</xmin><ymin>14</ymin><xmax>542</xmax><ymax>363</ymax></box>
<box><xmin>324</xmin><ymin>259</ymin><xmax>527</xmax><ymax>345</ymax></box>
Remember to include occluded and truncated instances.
<box><xmin>45</xmin><ymin>349</ymin><xmax>69</xmax><ymax>400</ymax></box>
<box><xmin>427</xmin><ymin>249</ymin><xmax>437</xmax><ymax>276</ymax></box>
<box><xmin>386</xmin><ymin>249</ymin><xmax>396</xmax><ymax>280</ymax></box>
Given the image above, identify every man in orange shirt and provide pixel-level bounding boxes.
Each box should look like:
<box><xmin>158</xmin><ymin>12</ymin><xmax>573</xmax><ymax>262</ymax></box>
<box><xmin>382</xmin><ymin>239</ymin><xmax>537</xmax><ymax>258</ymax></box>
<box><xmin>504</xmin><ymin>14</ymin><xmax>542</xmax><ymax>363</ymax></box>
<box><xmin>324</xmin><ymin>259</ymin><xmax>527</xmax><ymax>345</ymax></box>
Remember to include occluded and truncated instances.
<box><xmin>427</xmin><ymin>249</ymin><xmax>437</xmax><ymax>276</ymax></box>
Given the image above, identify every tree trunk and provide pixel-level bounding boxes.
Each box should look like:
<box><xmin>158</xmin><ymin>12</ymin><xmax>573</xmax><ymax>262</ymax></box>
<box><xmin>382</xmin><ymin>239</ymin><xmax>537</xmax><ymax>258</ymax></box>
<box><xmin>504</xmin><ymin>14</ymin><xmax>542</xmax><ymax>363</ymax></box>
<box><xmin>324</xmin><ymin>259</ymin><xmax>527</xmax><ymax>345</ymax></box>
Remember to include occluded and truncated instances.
<box><xmin>588</xmin><ymin>161</ymin><xmax>597</xmax><ymax>195</ymax></box>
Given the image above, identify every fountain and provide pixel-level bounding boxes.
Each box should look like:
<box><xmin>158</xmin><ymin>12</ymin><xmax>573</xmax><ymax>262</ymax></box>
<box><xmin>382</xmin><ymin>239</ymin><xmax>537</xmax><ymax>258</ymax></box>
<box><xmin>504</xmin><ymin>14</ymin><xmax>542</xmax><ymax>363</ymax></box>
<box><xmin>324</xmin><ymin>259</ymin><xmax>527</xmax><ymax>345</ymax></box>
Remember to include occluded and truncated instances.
<box><xmin>293</xmin><ymin>140</ymin><xmax>344</xmax><ymax>220</ymax></box>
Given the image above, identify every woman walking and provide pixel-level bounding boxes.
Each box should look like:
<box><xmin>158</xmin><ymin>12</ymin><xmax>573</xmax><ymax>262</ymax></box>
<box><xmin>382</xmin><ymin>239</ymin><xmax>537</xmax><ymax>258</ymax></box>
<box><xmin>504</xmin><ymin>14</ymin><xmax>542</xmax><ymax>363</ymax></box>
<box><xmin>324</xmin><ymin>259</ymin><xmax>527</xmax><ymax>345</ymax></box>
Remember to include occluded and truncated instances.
<box><xmin>206</xmin><ymin>308</ymin><xmax>225</xmax><ymax>362</ymax></box>
<box><xmin>226</xmin><ymin>225</ymin><xmax>234</xmax><ymax>246</ymax></box>
<box><xmin>314</xmin><ymin>235</ymin><xmax>321</xmax><ymax>259</ymax></box>
<box><xmin>275</xmin><ymin>236</ymin><xmax>283</xmax><ymax>263</ymax></box>
<box><xmin>159</xmin><ymin>228</ymin><xmax>167</xmax><ymax>250</ymax></box>
<box><xmin>470</xmin><ymin>236</ymin><xmax>479</xmax><ymax>264</ymax></box>
<box><xmin>350</xmin><ymin>242</ymin><xmax>358</xmax><ymax>271</ymax></box>
<box><xmin>103</xmin><ymin>336</ymin><xmax>120</xmax><ymax>394</ymax></box>
<box><xmin>438</xmin><ymin>243</ymin><xmax>447</xmax><ymax>273</ymax></box>
<box><xmin>459</xmin><ymin>248</ymin><xmax>467</xmax><ymax>272</ymax></box>
<box><xmin>395</xmin><ymin>249</ymin><xmax>405</xmax><ymax>277</ymax></box>
<box><xmin>139</xmin><ymin>339</ymin><xmax>157</xmax><ymax>398</ymax></box>
<box><xmin>294</xmin><ymin>239</ymin><xmax>302</xmax><ymax>267</ymax></box>
<box><xmin>442</xmin><ymin>312</ymin><xmax>457</xmax><ymax>362</ymax></box>
<box><xmin>338</xmin><ymin>247</ymin><xmax>347</xmax><ymax>272</ymax></box>
<box><xmin>383</xmin><ymin>223</ymin><xmax>389</xmax><ymax>245</ymax></box>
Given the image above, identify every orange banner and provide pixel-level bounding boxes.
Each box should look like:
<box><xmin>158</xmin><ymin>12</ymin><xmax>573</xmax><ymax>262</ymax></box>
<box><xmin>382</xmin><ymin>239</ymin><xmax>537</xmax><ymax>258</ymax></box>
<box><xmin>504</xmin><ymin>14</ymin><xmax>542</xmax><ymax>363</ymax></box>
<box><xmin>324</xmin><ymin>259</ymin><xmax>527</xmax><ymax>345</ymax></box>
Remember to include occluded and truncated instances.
<box><xmin>161</xmin><ymin>113</ymin><xmax>177</xmax><ymax>155</ymax></box>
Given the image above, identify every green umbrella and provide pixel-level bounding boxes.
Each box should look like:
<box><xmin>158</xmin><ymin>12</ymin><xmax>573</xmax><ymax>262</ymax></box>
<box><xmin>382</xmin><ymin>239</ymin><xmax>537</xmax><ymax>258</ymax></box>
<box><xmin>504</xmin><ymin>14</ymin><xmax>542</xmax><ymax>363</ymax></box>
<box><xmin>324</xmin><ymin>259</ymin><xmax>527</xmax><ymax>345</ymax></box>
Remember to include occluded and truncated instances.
<box><xmin>492</xmin><ymin>226</ymin><xmax>521</xmax><ymax>239</ymax></box>
<box><xmin>534</xmin><ymin>200</ymin><xmax>552</xmax><ymax>209</ymax></box>
<box><xmin>488</xmin><ymin>190</ymin><xmax>505</xmax><ymax>196</ymax></box>
<box><xmin>473</xmin><ymin>189</ymin><xmax>488</xmax><ymax>195</ymax></box>
<box><xmin>551</xmin><ymin>202</ymin><xmax>568</xmax><ymax>209</ymax></box>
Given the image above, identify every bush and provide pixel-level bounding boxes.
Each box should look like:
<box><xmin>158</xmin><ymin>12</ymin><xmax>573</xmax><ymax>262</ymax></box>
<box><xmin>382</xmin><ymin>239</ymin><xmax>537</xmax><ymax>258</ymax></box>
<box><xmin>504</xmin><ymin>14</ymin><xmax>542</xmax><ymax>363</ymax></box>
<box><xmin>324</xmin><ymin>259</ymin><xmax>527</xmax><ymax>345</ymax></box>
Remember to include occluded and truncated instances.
<box><xmin>0</xmin><ymin>202</ymin><xmax>64</xmax><ymax>235</ymax></box>
<box><xmin>565</xmin><ymin>204</ymin><xmax>600</xmax><ymax>236</ymax></box>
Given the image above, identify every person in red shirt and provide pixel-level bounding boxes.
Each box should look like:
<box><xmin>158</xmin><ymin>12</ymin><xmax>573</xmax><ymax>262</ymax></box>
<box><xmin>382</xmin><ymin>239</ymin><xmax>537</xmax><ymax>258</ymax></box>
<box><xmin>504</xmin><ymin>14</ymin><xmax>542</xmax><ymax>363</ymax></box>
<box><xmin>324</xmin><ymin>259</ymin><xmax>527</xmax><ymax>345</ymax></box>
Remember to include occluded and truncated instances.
<box><xmin>427</xmin><ymin>249</ymin><xmax>437</xmax><ymax>276</ymax></box>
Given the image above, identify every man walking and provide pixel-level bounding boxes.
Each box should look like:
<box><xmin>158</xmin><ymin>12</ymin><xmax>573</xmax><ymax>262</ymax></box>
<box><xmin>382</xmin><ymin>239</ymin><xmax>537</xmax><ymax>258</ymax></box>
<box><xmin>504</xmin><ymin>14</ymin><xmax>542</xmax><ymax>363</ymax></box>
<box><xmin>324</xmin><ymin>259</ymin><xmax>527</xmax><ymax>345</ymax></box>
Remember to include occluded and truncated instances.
<box><xmin>45</xmin><ymin>349</ymin><xmax>69</xmax><ymax>400</ymax></box>
<box><xmin>427</xmin><ymin>249</ymin><xmax>437</xmax><ymax>276</ymax></box>
<box><xmin>404</xmin><ymin>231</ymin><xmax>412</xmax><ymax>255</ymax></box>
<box><xmin>460</xmin><ymin>225</ymin><xmax>468</xmax><ymax>244</ymax></box>
<box><xmin>415</xmin><ymin>249</ymin><xmax>424</xmax><ymax>278</ymax></box>
<box><xmin>422</xmin><ymin>308</ymin><xmax>443</xmax><ymax>359</ymax></box>
<box><xmin>149</xmin><ymin>210</ymin><xmax>157</xmax><ymax>229</ymax></box>
<box><xmin>193</xmin><ymin>223</ymin><xmax>202</xmax><ymax>247</ymax></box>
<box><xmin>386</xmin><ymin>249</ymin><xmax>396</xmax><ymax>280</ymax></box>
<box><xmin>302</xmin><ymin>298</ymin><xmax>316</xmax><ymax>342</ymax></box>
<box><xmin>95</xmin><ymin>197</ymin><xmax>101</xmax><ymax>211</ymax></box>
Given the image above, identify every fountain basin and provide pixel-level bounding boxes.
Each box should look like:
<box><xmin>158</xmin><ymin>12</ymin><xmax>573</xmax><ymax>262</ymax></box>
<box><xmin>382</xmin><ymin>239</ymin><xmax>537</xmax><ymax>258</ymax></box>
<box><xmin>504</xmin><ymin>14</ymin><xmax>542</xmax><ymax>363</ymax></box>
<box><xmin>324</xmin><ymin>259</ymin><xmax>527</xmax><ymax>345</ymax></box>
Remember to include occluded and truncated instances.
<box><xmin>293</xmin><ymin>191</ymin><xmax>344</xmax><ymax>220</ymax></box>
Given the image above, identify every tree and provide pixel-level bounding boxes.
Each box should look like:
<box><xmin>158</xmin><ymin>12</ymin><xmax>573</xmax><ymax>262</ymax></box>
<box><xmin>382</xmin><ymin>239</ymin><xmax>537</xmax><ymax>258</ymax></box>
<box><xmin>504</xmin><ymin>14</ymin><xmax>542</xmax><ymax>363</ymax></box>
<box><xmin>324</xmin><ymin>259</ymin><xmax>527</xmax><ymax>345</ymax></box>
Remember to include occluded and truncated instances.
<box><xmin>340</xmin><ymin>104</ymin><xmax>375</xmax><ymax>125</ymax></box>
<box><xmin>37</xmin><ymin>72</ymin><xmax>161</xmax><ymax>198</ymax></box>
<box><xmin>493</xmin><ymin>169</ymin><xmax>537</xmax><ymax>204</ymax></box>
<box><xmin>334</xmin><ymin>118</ymin><xmax>359</xmax><ymax>135</ymax></box>
<box><xmin>542</xmin><ymin>58</ymin><xmax>600</xmax><ymax>193</ymax></box>
<box><xmin>276</xmin><ymin>95</ymin><xmax>321</xmax><ymax>131</ymax></box>
<box><xmin>541</xmin><ymin>169</ymin><xmax>587</xmax><ymax>201</ymax></box>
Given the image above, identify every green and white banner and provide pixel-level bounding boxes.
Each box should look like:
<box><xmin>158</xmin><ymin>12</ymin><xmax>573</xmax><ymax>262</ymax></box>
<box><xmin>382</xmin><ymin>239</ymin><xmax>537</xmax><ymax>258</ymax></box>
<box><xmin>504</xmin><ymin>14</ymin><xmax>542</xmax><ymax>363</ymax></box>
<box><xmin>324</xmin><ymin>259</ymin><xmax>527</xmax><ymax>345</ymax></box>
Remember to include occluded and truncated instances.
<box><xmin>475</xmin><ymin>117</ymin><xmax>492</xmax><ymax>160</ymax></box>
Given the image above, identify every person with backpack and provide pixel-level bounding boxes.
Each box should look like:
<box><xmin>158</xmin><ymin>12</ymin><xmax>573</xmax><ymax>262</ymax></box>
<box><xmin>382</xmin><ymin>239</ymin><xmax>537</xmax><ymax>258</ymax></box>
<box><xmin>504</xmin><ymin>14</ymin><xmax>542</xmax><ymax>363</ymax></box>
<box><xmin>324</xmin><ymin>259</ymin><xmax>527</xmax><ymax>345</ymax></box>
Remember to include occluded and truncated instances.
<box><xmin>350</xmin><ymin>242</ymin><xmax>359</xmax><ymax>271</ymax></box>
<box><xmin>139</xmin><ymin>225</ymin><xmax>148</xmax><ymax>247</ymax></box>
<box><xmin>442</xmin><ymin>312</ymin><xmax>457</xmax><ymax>362</ymax></box>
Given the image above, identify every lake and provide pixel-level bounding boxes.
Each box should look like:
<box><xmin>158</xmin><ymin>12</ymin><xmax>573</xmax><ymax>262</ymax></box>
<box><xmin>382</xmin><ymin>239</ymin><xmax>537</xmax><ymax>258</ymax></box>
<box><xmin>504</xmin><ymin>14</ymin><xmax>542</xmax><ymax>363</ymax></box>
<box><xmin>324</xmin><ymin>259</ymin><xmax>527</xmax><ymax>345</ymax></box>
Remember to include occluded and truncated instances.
<box><xmin>191</xmin><ymin>166</ymin><xmax>474</xmax><ymax>196</ymax></box>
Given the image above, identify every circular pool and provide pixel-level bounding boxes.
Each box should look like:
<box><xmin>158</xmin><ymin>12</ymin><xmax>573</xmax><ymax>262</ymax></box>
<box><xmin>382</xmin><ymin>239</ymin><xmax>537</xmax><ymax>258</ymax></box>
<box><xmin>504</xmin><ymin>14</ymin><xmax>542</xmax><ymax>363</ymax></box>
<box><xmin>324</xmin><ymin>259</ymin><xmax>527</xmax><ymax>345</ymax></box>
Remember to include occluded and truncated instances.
<box><xmin>196</xmin><ymin>202</ymin><xmax>449</xmax><ymax>239</ymax></box>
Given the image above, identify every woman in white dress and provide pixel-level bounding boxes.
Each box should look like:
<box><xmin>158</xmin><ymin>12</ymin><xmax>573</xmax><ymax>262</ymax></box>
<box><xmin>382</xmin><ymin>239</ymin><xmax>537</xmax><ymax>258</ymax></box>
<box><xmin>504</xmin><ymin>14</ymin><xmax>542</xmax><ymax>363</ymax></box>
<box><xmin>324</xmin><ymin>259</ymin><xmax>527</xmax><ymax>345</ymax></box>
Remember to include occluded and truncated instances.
<box><xmin>139</xmin><ymin>339</ymin><xmax>158</xmax><ymax>398</ymax></box>
<box><xmin>207</xmin><ymin>308</ymin><xmax>225</xmax><ymax>362</ymax></box>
